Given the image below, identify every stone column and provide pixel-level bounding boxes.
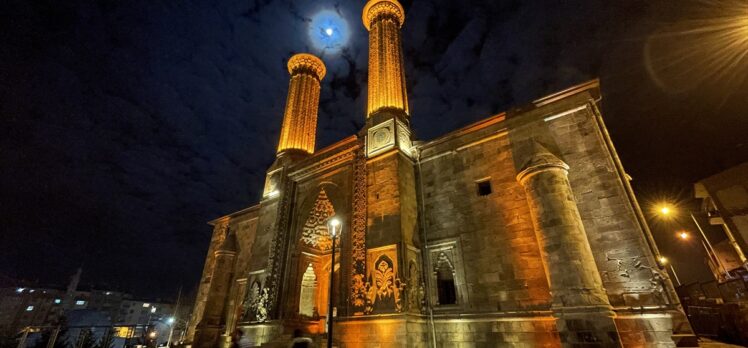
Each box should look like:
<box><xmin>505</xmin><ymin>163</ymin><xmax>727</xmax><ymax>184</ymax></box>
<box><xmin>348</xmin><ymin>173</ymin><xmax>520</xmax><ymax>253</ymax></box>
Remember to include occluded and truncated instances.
<box><xmin>194</xmin><ymin>231</ymin><xmax>237</xmax><ymax>348</ymax></box>
<box><xmin>517</xmin><ymin>143</ymin><xmax>621</xmax><ymax>347</ymax></box>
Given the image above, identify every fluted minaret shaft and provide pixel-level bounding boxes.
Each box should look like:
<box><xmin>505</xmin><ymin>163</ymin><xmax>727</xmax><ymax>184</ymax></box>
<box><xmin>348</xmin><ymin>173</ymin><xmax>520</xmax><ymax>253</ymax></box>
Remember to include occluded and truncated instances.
<box><xmin>276</xmin><ymin>53</ymin><xmax>326</xmax><ymax>155</ymax></box>
<box><xmin>363</xmin><ymin>0</ymin><xmax>409</xmax><ymax>118</ymax></box>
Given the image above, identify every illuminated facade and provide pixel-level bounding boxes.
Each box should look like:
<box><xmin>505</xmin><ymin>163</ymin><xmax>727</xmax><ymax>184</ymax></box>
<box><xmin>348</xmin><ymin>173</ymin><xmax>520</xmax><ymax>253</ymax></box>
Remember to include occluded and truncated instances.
<box><xmin>188</xmin><ymin>0</ymin><xmax>697</xmax><ymax>347</ymax></box>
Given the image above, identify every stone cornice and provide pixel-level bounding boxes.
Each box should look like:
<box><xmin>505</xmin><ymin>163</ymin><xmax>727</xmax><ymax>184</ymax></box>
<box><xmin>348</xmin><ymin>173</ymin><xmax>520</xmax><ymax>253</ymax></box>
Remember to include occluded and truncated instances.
<box><xmin>288</xmin><ymin>139</ymin><xmax>359</xmax><ymax>181</ymax></box>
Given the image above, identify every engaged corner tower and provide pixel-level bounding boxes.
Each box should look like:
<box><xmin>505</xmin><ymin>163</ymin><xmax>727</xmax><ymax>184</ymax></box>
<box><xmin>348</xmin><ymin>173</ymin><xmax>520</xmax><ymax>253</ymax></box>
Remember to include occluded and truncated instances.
<box><xmin>276</xmin><ymin>53</ymin><xmax>327</xmax><ymax>157</ymax></box>
<box><xmin>363</xmin><ymin>0</ymin><xmax>408</xmax><ymax>120</ymax></box>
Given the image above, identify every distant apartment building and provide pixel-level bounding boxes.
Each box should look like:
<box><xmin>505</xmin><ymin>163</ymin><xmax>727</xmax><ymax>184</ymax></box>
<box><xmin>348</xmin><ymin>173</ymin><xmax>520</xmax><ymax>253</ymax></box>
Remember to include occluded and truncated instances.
<box><xmin>695</xmin><ymin>161</ymin><xmax>748</xmax><ymax>281</ymax></box>
<box><xmin>117</xmin><ymin>299</ymin><xmax>175</xmax><ymax>326</ymax></box>
<box><xmin>0</xmin><ymin>287</ymin><xmax>89</xmax><ymax>335</ymax></box>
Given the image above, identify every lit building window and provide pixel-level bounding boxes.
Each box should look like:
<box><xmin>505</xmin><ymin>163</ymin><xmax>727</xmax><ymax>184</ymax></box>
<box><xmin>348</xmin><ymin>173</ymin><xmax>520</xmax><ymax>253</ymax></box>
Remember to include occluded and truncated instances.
<box><xmin>54</xmin><ymin>299</ymin><xmax>61</xmax><ymax>304</ymax></box>
<box><xmin>76</xmin><ymin>300</ymin><xmax>86</xmax><ymax>305</ymax></box>
<box><xmin>26</xmin><ymin>306</ymin><xmax>34</xmax><ymax>311</ymax></box>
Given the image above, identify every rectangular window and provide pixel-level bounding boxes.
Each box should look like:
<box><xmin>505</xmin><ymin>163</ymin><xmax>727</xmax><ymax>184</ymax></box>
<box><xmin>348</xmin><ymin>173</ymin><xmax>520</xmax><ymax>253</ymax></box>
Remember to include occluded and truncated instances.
<box><xmin>476</xmin><ymin>179</ymin><xmax>492</xmax><ymax>196</ymax></box>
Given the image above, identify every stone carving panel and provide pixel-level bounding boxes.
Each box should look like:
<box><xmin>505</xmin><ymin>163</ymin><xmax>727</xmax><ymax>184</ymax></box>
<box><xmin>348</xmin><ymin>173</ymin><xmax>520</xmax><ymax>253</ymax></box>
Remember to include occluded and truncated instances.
<box><xmin>367</xmin><ymin>119</ymin><xmax>395</xmax><ymax>157</ymax></box>
<box><xmin>300</xmin><ymin>188</ymin><xmax>336</xmax><ymax>250</ymax></box>
<box><xmin>361</xmin><ymin>246</ymin><xmax>403</xmax><ymax>314</ymax></box>
<box><xmin>266</xmin><ymin>178</ymin><xmax>294</xmax><ymax>318</ymax></box>
<box><xmin>299</xmin><ymin>264</ymin><xmax>317</xmax><ymax>317</ymax></box>
<box><xmin>396</xmin><ymin>120</ymin><xmax>413</xmax><ymax>157</ymax></box>
<box><xmin>350</xmin><ymin>147</ymin><xmax>368</xmax><ymax>313</ymax></box>
<box><xmin>241</xmin><ymin>281</ymin><xmax>269</xmax><ymax>322</ymax></box>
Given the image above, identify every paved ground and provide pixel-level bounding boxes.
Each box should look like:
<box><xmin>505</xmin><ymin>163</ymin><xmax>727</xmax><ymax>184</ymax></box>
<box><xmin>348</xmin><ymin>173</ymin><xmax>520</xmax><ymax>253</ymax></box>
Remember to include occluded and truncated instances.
<box><xmin>700</xmin><ymin>338</ymin><xmax>746</xmax><ymax>347</ymax></box>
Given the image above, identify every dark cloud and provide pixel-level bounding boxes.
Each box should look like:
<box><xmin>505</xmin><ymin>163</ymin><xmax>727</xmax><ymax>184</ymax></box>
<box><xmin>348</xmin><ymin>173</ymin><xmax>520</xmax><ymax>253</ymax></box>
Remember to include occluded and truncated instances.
<box><xmin>1</xmin><ymin>0</ymin><xmax>746</xmax><ymax>296</ymax></box>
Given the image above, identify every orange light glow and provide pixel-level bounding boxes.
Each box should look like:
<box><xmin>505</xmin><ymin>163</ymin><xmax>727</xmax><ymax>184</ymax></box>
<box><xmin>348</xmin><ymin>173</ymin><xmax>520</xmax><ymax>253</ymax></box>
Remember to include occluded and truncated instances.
<box><xmin>277</xmin><ymin>53</ymin><xmax>326</xmax><ymax>155</ymax></box>
<box><xmin>363</xmin><ymin>0</ymin><xmax>409</xmax><ymax>117</ymax></box>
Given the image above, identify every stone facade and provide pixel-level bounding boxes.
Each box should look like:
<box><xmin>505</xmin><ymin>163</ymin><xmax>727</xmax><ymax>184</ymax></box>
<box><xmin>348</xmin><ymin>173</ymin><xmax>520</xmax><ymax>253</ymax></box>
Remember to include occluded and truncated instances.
<box><xmin>187</xmin><ymin>0</ymin><xmax>696</xmax><ymax>347</ymax></box>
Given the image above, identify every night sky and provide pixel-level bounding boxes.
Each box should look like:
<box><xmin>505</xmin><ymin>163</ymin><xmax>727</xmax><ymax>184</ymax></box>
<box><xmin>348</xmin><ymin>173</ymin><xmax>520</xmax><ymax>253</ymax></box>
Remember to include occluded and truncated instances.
<box><xmin>2</xmin><ymin>0</ymin><xmax>746</xmax><ymax>299</ymax></box>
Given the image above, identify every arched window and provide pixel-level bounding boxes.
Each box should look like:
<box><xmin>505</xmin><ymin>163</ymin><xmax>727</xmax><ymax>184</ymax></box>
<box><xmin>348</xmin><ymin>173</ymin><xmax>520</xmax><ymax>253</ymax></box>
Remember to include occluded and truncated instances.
<box><xmin>299</xmin><ymin>264</ymin><xmax>317</xmax><ymax>317</ymax></box>
<box><xmin>435</xmin><ymin>253</ymin><xmax>457</xmax><ymax>305</ymax></box>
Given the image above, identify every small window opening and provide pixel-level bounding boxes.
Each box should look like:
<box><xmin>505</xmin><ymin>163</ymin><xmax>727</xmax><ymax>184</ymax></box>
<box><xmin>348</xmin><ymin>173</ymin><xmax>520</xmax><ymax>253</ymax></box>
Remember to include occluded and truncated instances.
<box><xmin>436</xmin><ymin>266</ymin><xmax>457</xmax><ymax>305</ymax></box>
<box><xmin>476</xmin><ymin>180</ymin><xmax>492</xmax><ymax>196</ymax></box>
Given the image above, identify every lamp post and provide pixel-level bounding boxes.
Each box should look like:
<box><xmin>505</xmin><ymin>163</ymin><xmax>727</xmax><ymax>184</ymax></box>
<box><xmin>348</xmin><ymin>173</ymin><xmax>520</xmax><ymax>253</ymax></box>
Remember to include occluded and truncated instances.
<box><xmin>659</xmin><ymin>256</ymin><xmax>682</xmax><ymax>286</ymax></box>
<box><xmin>655</xmin><ymin>202</ymin><xmax>737</xmax><ymax>281</ymax></box>
<box><xmin>326</xmin><ymin>217</ymin><xmax>341</xmax><ymax>348</ymax></box>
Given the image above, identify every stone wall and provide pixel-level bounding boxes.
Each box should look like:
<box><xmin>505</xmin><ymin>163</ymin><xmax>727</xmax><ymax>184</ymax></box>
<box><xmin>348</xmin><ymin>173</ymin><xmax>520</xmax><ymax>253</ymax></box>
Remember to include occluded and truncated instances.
<box><xmin>418</xmin><ymin>119</ymin><xmax>551</xmax><ymax>313</ymax></box>
<box><xmin>187</xmin><ymin>221</ymin><xmax>229</xmax><ymax>342</ymax></box>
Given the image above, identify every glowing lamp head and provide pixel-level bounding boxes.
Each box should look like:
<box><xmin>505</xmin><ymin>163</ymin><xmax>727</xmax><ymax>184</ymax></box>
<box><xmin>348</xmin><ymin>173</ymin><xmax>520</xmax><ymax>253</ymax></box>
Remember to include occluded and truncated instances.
<box><xmin>328</xmin><ymin>218</ymin><xmax>341</xmax><ymax>237</ymax></box>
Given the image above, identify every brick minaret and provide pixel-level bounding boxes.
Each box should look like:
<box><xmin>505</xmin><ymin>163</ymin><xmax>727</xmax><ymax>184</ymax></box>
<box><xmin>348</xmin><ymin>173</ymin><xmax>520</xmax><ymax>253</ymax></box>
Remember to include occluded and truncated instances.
<box><xmin>363</xmin><ymin>0</ymin><xmax>408</xmax><ymax>118</ymax></box>
<box><xmin>276</xmin><ymin>53</ymin><xmax>326</xmax><ymax>156</ymax></box>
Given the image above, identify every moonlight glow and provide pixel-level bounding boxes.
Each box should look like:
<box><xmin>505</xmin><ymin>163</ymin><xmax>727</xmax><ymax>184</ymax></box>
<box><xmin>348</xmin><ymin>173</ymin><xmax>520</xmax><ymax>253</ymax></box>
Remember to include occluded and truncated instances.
<box><xmin>309</xmin><ymin>10</ymin><xmax>349</xmax><ymax>52</ymax></box>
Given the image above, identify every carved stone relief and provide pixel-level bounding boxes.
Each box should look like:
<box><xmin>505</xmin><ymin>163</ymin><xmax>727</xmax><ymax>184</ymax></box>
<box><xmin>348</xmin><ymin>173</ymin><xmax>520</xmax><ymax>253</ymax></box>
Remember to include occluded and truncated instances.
<box><xmin>358</xmin><ymin>246</ymin><xmax>403</xmax><ymax>314</ymax></box>
<box><xmin>406</xmin><ymin>260</ymin><xmax>424</xmax><ymax>313</ymax></box>
<box><xmin>241</xmin><ymin>281</ymin><xmax>269</xmax><ymax>322</ymax></box>
<box><xmin>300</xmin><ymin>188</ymin><xmax>336</xmax><ymax>250</ymax></box>
<box><xmin>350</xmin><ymin>148</ymin><xmax>368</xmax><ymax>313</ymax></box>
<box><xmin>299</xmin><ymin>263</ymin><xmax>317</xmax><ymax>317</ymax></box>
<box><xmin>427</xmin><ymin>240</ymin><xmax>467</xmax><ymax>309</ymax></box>
<box><xmin>367</xmin><ymin>119</ymin><xmax>395</xmax><ymax>157</ymax></box>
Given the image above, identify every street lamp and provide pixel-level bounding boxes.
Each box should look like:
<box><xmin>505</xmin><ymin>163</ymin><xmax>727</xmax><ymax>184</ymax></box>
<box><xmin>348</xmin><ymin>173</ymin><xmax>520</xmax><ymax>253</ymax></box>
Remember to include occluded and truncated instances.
<box><xmin>677</xmin><ymin>231</ymin><xmax>690</xmax><ymax>240</ymax></box>
<box><xmin>659</xmin><ymin>206</ymin><xmax>672</xmax><ymax>216</ymax></box>
<box><xmin>659</xmin><ymin>256</ymin><xmax>682</xmax><ymax>286</ymax></box>
<box><xmin>652</xmin><ymin>202</ymin><xmax>746</xmax><ymax>281</ymax></box>
<box><xmin>326</xmin><ymin>217</ymin><xmax>342</xmax><ymax>348</ymax></box>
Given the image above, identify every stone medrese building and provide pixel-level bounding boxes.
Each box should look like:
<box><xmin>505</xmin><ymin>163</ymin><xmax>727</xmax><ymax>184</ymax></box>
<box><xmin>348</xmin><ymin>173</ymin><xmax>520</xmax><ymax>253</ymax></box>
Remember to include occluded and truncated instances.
<box><xmin>187</xmin><ymin>0</ymin><xmax>695</xmax><ymax>346</ymax></box>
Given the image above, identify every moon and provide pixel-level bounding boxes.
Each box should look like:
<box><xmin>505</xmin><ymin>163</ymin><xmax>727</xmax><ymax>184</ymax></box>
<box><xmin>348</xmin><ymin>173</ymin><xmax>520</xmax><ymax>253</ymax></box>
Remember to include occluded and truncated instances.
<box><xmin>309</xmin><ymin>10</ymin><xmax>350</xmax><ymax>52</ymax></box>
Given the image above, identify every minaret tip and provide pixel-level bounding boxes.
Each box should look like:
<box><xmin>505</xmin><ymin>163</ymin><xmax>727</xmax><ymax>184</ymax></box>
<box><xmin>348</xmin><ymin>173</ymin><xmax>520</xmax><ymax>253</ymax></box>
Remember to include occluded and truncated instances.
<box><xmin>287</xmin><ymin>53</ymin><xmax>326</xmax><ymax>80</ymax></box>
<box><xmin>362</xmin><ymin>0</ymin><xmax>405</xmax><ymax>31</ymax></box>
